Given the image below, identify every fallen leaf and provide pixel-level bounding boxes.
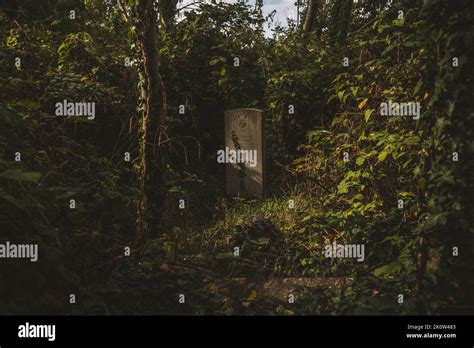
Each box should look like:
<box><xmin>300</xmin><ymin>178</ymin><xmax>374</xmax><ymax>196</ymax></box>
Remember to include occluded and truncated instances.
<box><xmin>246</xmin><ymin>290</ymin><xmax>257</xmax><ymax>301</ymax></box>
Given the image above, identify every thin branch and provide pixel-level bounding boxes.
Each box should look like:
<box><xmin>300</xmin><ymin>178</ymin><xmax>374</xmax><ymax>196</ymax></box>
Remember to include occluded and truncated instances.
<box><xmin>13</xmin><ymin>19</ymin><xmax>31</xmax><ymax>41</ymax></box>
<box><xmin>175</xmin><ymin>1</ymin><xmax>202</xmax><ymax>13</ymax></box>
<box><xmin>116</xmin><ymin>0</ymin><xmax>130</xmax><ymax>22</ymax></box>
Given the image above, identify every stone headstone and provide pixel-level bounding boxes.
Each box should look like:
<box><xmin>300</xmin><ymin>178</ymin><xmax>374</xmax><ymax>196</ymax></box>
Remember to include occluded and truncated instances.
<box><xmin>223</xmin><ymin>108</ymin><xmax>265</xmax><ymax>198</ymax></box>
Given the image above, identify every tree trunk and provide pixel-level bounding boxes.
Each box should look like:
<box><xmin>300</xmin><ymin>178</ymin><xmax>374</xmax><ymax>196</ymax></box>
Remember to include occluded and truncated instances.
<box><xmin>328</xmin><ymin>0</ymin><xmax>343</xmax><ymax>43</ymax></box>
<box><xmin>136</xmin><ymin>0</ymin><xmax>167</xmax><ymax>243</ymax></box>
<box><xmin>303</xmin><ymin>0</ymin><xmax>319</xmax><ymax>33</ymax></box>
<box><xmin>328</xmin><ymin>0</ymin><xmax>353</xmax><ymax>44</ymax></box>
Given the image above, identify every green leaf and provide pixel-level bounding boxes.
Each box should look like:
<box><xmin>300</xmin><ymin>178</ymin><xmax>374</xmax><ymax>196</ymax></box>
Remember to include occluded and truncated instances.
<box><xmin>358</xmin><ymin>98</ymin><xmax>368</xmax><ymax>109</ymax></box>
<box><xmin>0</xmin><ymin>170</ymin><xmax>41</xmax><ymax>183</ymax></box>
<box><xmin>168</xmin><ymin>186</ymin><xmax>183</xmax><ymax>193</ymax></box>
<box><xmin>364</xmin><ymin>109</ymin><xmax>375</xmax><ymax>122</ymax></box>
<box><xmin>220</xmin><ymin>66</ymin><xmax>226</xmax><ymax>77</ymax></box>
<box><xmin>337</xmin><ymin>91</ymin><xmax>344</xmax><ymax>103</ymax></box>
<box><xmin>327</xmin><ymin>94</ymin><xmax>337</xmax><ymax>104</ymax></box>
<box><xmin>0</xmin><ymin>189</ymin><xmax>24</xmax><ymax>209</ymax></box>
<box><xmin>377</xmin><ymin>151</ymin><xmax>389</xmax><ymax>162</ymax></box>
<box><xmin>163</xmin><ymin>241</ymin><xmax>174</xmax><ymax>258</ymax></box>
<box><xmin>16</xmin><ymin>99</ymin><xmax>41</xmax><ymax>111</ymax></box>
<box><xmin>255</xmin><ymin>238</ymin><xmax>269</xmax><ymax>245</ymax></box>
<box><xmin>355</xmin><ymin>157</ymin><xmax>365</xmax><ymax>166</ymax></box>
<box><xmin>373</xmin><ymin>261</ymin><xmax>402</xmax><ymax>277</ymax></box>
<box><xmin>382</xmin><ymin>42</ymin><xmax>397</xmax><ymax>56</ymax></box>
<box><xmin>403</xmin><ymin>41</ymin><xmax>417</xmax><ymax>48</ymax></box>
<box><xmin>57</xmin><ymin>42</ymin><xmax>67</xmax><ymax>54</ymax></box>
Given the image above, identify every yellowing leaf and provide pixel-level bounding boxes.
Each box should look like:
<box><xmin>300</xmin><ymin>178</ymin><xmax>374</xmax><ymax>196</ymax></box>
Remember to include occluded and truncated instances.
<box><xmin>246</xmin><ymin>290</ymin><xmax>257</xmax><ymax>301</ymax></box>
<box><xmin>358</xmin><ymin>98</ymin><xmax>368</xmax><ymax>109</ymax></box>
<box><xmin>242</xmin><ymin>290</ymin><xmax>257</xmax><ymax>308</ymax></box>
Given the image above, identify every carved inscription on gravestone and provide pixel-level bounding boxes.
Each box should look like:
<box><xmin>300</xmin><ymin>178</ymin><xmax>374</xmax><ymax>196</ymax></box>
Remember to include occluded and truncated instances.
<box><xmin>223</xmin><ymin>108</ymin><xmax>264</xmax><ymax>198</ymax></box>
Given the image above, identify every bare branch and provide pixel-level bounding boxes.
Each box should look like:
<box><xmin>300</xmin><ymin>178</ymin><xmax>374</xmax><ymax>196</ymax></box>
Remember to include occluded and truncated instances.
<box><xmin>175</xmin><ymin>1</ymin><xmax>203</xmax><ymax>13</ymax></box>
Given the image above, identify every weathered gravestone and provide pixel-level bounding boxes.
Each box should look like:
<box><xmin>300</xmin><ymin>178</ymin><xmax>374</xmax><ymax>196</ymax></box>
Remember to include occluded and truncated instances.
<box><xmin>222</xmin><ymin>108</ymin><xmax>265</xmax><ymax>198</ymax></box>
